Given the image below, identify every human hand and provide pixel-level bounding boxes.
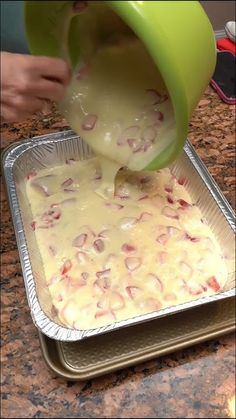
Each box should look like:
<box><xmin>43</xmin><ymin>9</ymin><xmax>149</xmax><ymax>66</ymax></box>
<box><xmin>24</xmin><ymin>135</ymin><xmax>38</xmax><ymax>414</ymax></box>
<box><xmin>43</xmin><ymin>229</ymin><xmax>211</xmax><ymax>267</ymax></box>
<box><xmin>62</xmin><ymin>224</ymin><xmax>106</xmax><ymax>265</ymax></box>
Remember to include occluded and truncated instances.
<box><xmin>1</xmin><ymin>52</ymin><xmax>71</xmax><ymax>122</ymax></box>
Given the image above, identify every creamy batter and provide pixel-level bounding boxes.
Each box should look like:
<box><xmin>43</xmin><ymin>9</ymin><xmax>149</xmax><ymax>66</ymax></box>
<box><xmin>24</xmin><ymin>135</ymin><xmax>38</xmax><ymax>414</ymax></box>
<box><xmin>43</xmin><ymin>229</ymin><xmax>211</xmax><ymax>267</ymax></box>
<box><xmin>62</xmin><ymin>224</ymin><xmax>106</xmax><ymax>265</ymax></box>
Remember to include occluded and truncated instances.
<box><xmin>26</xmin><ymin>161</ymin><xmax>227</xmax><ymax>329</ymax></box>
<box><xmin>60</xmin><ymin>36</ymin><xmax>175</xmax><ymax>172</ymax></box>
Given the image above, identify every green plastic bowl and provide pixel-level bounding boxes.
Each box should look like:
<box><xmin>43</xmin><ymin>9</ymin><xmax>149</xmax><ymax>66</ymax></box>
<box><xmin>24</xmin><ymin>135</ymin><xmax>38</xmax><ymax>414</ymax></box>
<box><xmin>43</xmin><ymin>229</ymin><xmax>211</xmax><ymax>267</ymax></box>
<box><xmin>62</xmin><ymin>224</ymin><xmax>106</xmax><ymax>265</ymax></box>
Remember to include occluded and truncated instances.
<box><xmin>24</xmin><ymin>1</ymin><xmax>216</xmax><ymax>170</ymax></box>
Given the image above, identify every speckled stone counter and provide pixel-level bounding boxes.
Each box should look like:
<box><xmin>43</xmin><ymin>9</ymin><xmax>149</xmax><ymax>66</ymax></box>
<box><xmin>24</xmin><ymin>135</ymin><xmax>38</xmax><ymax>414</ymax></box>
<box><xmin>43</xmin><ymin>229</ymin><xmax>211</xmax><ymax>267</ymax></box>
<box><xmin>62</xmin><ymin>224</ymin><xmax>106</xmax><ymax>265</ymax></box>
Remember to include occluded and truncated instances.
<box><xmin>1</xmin><ymin>87</ymin><xmax>235</xmax><ymax>418</ymax></box>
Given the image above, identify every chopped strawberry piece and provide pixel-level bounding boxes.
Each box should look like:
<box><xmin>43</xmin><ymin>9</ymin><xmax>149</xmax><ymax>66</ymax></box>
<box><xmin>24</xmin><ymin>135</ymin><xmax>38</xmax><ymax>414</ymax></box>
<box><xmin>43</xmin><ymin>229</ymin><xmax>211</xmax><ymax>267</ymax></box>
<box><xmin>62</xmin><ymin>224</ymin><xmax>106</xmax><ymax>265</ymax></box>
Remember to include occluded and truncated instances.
<box><xmin>93</xmin><ymin>239</ymin><xmax>105</xmax><ymax>253</ymax></box>
<box><xmin>105</xmin><ymin>202</ymin><xmax>124</xmax><ymax>210</ymax></box>
<box><xmin>146</xmin><ymin>89</ymin><xmax>162</xmax><ymax>105</ymax></box>
<box><xmin>178</xmin><ymin>176</ymin><xmax>188</xmax><ymax>186</ymax></box>
<box><xmin>121</xmin><ymin>243</ymin><xmax>136</xmax><ymax>253</ymax></box>
<box><xmin>137</xmin><ymin>212</ymin><xmax>153</xmax><ymax>222</ymax></box>
<box><xmin>138</xmin><ymin>194</ymin><xmax>149</xmax><ymax>201</ymax></box>
<box><xmin>50</xmin><ymin>208</ymin><xmax>61</xmax><ymax>220</ymax></box>
<box><xmin>145</xmin><ymin>109</ymin><xmax>164</xmax><ymax>125</ymax></box>
<box><xmin>161</xmin><ymin>206</ymin><xmax>179</xmax><ymax>219</ymax></box>
<box><xmin>96</xmin><ymin>269</ymin><xmax>111</xmax><ymax>279</ymax></box>
<box><xmin>125</xmin><ymin>257</ymin><xmax>141</xmax><ymax>271</ymax></box>
<box><xmin>145</xmin><ymin>88</ymin><xmax>168</xmax><ymax>105</ymax></box>
<box><xmin>188</xmin><ymin>285</ymin><xmax>204</xmax><ymax>295</ymax></box>
<box><xmin>116</xmin><ymin>193</ymin><xmax>130</xmax><ymax>200</ymax></box>
<box><xmin>82</xmin><ymin>114</ymin><xmax>97</xmax><ymax>130</ymax></box>
<box><xmin>164</xmin><ymin>186</ymin><xmax>173</xmax><ymax>193</ymax></box>
<box><xmin>26</xmin><ymin>170</ymin><xmax>37</xmax><ymax>180</ymax></box>
<box><xmin>127</xmin><ymin>138</ymin><xmax>142</xmax><ymax>151</ymax></box>
<box><xmin>37</xmin><ymin>223</ymin><xmax>54</xmax><ymax>229</ymax></box>
<box><xmin>146</xmin><ymin>273</ymin><xmax>164</xmax><ymax>292</ymax></box>
<box><xmin>126</xmin><ymin>286</ymin><xmax>142</xmax><ymax>299</ymax></box>
<box><xmin>94</xmin><ymin>277</ymin><xmax>110</xmax><ymax>293</ymax></box>
<box><xmin>72</xmin><ymin>233</ymin><xmax>87</xmax><ymax>248</ymax></box>
<box><xmin>37</xmin><ymin>206</ymin><xmax>62</xmax><ymax>229</ymax></box>
<box><xmin>117</xmin><ymin>125</ymin><xmax>140</xmax><ymax>146</ymax></box>
<box><xmin>94</xmin><ymin>173</ymin><xmax>102</xmax><ymax>181</ymax></box>
<box><xmin>98</xmin><ymin>229</ymin><xmax>110</xmax><ymax>238</ymax></box>
<box><xmin>81</xmin><ymin>272</ymin><xmax>89</xmax><ymax>281</ymax></box>
<box><xmin>178</xmin><ymin>199</ymin><xmax>191</xmax><ymax>208</ymax></box>
<box><xmin>207</xmin><ymin>276</ymin><xmax>221</xmax><ymax>292</ymax></box>
<box><xmin>167</xmin><ymin>195</ymin><xmax>174</xmax><ymax>204</ymax></box>
<box><xmin>60</xmin><ymin>259</ymin><xmax>72</xmax><ymax>275</ymax></box>
<box><xmin>61</xmin><ymin>178</ymin><xmax>73</xmax><ymax>188</ymax></box>
<box><xmin>31</xmin><ymin>183</ymin><xmax>50</xmax><ymax>197</ymax></box>
<box><xmin>167</xmin><ymin>226</ymin><xmax>181</xmax><ymax>236</ymax></box>
<box><xmin>185</xmin><ymin>233</ymin><xmax>200</xmax><ymax>243</ymax></box>
<box><xmin>31</xmin><ymin>221</ymin><xmax>36</xmax><ymax>231</ymax></box>
<box><xmin>143</xmin><ymin>297</ymin><xmax>162</xmax><ymax>311</ymax></box>
<box><xmin>156</xmin><ymin>234</ymin><xmax>169</xmax><ymax>245</ymax></box>
<box><xmin>95</xmin><ymin>310</ymin><xmax>116</xmax><ymax>320</ymax></box>
<box><xmin>31</xmin><ymin>174</ymin><xmax>56</xmax><ymax>196</ymax></box>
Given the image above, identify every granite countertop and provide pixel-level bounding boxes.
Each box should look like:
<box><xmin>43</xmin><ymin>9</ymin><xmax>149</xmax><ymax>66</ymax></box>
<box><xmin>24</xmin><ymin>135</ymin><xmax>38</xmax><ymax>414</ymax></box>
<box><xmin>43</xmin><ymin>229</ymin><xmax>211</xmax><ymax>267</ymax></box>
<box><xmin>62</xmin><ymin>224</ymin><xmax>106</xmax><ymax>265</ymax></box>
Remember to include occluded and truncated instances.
<box><xmin>1</xmin><ymin>86</ymin><xmax>235</xmax><ymax>418</ymax></box>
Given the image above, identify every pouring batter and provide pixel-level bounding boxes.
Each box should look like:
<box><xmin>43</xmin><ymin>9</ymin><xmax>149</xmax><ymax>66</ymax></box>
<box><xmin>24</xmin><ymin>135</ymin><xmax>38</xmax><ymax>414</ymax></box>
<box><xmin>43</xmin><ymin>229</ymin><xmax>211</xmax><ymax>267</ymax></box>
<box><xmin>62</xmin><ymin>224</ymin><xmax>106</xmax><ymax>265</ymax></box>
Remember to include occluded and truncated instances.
<box><xmin>60</xmin><ymin>35</ymin><xmax>176</xmax><ymax>174</ymax></box>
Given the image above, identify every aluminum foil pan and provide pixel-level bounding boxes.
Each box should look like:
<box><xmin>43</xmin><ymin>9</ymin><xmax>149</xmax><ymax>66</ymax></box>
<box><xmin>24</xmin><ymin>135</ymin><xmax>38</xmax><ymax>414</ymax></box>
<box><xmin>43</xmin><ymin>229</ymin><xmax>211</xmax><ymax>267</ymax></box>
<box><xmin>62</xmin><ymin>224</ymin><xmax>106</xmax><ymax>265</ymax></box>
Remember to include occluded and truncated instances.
<box><xmin>2</xmin><ymin>130</ymin><xmax>235</xmax><ymax>341</ymax></box>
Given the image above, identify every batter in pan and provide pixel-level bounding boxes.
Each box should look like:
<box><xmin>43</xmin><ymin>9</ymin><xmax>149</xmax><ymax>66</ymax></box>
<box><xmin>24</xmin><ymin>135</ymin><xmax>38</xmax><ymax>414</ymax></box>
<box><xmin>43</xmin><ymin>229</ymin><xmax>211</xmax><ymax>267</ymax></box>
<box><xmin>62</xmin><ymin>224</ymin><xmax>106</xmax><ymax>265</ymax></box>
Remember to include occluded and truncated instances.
<box><xmin>27</xmin><ymin>160</ymin><xmax>226</xmax><ymax>329</ymax></box>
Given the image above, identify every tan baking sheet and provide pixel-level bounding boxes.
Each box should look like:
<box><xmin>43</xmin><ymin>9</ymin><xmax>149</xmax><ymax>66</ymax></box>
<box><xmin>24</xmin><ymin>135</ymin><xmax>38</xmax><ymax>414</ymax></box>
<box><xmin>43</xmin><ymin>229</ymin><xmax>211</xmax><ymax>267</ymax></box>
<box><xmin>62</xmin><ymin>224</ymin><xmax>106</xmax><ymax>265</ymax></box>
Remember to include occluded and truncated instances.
<box><xmin>38</xmin><ymin>296</ymin><xmax>235</xmax><ymax>380</ymax></box>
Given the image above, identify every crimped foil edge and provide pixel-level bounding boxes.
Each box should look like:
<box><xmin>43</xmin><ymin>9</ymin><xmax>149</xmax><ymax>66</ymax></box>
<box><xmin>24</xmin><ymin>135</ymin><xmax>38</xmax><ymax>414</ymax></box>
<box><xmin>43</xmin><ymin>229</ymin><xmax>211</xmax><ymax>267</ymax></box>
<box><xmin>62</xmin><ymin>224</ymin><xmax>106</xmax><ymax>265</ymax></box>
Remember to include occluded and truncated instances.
<box><xmin>2</xmin><ymin>131</ymin><xmax>235</xmax><ymax>342</ymax></box>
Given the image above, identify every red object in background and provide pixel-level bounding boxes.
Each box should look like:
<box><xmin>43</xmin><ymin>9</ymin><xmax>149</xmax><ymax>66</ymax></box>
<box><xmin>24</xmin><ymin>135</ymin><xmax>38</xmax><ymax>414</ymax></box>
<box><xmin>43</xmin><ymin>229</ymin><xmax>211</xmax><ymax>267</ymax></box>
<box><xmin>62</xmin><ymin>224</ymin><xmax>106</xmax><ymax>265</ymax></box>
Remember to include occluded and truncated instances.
<box><xmin>210</xmin><ymin>51</ymin><xmax>236</xmax><ymax>105</ymax></box>
<box><xmin>217</xmin><ymin>37</ymin><xmax>236</xmax><ymax>55</ymax></box>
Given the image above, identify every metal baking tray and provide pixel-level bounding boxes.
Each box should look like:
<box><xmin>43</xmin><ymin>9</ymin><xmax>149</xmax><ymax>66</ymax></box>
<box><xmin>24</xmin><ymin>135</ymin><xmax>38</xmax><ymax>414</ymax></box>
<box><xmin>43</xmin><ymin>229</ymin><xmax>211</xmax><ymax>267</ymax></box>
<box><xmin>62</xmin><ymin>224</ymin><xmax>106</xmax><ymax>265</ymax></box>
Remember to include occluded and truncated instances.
<box><xmin>2</xmin><ymin>130</ymin><xmax>235</xmax><ymax>342</ymax></box>
<box><xmin>39</xmin><ymin>296</ymin><xmax>235</xmax><ymax>380</ymax></box>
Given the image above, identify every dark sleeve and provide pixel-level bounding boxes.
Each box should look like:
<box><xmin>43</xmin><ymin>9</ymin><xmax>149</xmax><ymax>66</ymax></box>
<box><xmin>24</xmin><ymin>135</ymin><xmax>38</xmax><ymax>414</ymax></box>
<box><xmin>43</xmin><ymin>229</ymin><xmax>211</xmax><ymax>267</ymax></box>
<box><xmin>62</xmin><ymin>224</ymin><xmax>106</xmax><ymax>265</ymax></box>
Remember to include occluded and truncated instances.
<box><xmin>1</xmin><ymin>0</ymin><xmax>29</xmax><ymax>54</ymax></box>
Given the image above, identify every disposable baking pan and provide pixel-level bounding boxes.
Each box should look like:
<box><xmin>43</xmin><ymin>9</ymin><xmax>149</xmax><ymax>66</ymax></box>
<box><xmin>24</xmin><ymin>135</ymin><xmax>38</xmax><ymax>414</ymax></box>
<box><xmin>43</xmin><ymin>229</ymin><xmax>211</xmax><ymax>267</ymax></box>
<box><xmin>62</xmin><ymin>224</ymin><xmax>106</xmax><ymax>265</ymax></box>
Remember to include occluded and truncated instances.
<box><xmin>38</xmin><ymin>296</ymin><xmax>235</xmax><ymax>380</ymax></box>
<box><xmin>2</xmin><ymin>130</ymin><xmax>235</xmax><ymax>341</ymax></box>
